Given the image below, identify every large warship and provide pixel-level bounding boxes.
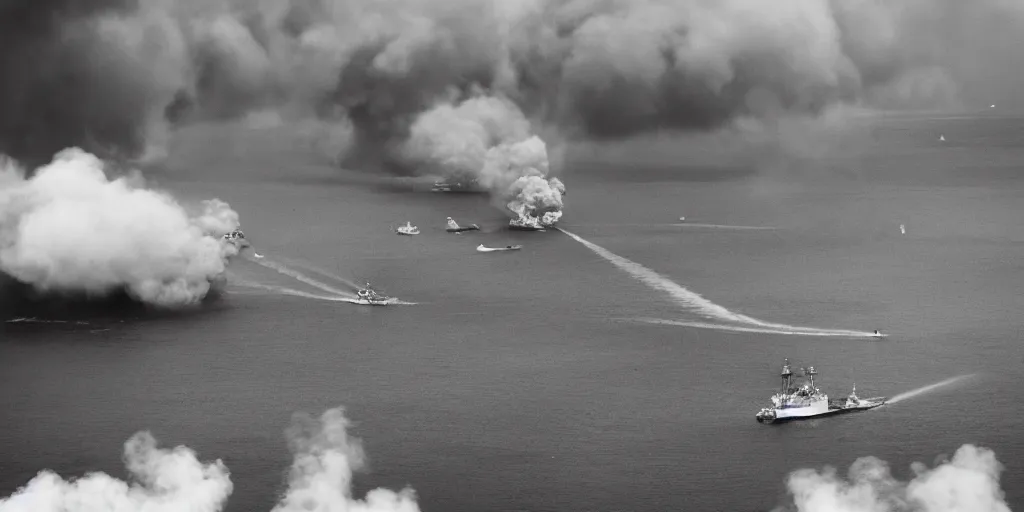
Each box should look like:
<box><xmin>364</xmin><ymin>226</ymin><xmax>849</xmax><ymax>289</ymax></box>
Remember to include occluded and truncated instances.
<box><xmin>755</xmin><ymin>359</ymin><xmax>886</xmax><ymax>424</ymax></box>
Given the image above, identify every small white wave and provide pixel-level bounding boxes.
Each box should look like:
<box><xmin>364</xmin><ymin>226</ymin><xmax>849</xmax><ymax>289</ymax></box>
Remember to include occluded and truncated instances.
<box><xmin>559</xmin><ymin>228</ymin><xmax>875</xmax><ymax>337</ymax></box>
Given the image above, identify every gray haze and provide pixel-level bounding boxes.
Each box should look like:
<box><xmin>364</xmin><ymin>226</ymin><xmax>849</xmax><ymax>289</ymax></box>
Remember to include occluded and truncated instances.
<box><xmin>1</xmin><ymin>0</ymin><xmax>1022</xmax><ymax>168</ymax></box>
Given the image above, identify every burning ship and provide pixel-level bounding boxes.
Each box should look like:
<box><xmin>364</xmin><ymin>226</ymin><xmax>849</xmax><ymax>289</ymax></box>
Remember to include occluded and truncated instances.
<box><xmin>754</xmin><ymin>359</ymin><xmax>886</xmax><ymax>424</ymax></box>
<box><xmin>507</xmin><ymin>178</ymin><xmax>566</xmax><ymax>231</ymax></box>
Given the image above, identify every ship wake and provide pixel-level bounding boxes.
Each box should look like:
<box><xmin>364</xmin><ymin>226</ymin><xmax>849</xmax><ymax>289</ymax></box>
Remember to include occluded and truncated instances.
<box><xmin>558</xmin><ymin>228</ymin><xmax>876</xmax><ymax>338</ymax></box>
<box><xmin>886</xmin><ymin>374</ymin><xmax>976</xmax><ymax>404</ymax></box>
<box><xmin>231</xmin><ymin>255</ymin><xmax>416</xmax><ymax>305</ymax></box>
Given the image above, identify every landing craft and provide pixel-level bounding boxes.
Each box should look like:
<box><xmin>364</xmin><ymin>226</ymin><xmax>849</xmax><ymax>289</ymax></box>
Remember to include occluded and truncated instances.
<box><xmin>755</xmin><ymin>359</ymin><xmax>886</xmax><ymax>424</ymax></box>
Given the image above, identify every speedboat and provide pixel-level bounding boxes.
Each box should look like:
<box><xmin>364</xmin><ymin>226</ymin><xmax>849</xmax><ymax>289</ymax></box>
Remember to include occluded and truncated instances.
<box><xmin>476</xmin><ymin>244</ymin><xmax>522</xmax><ymax>252</ymax></box>
<box><xmin>354</xmin><ymin>282</ymin><xmax>390</xmax><ymax>306</ymax></box>
<box><xmin>396</xmin><ymin>222</ymin><xmax>420</xmax><ymax>236</ymax></box>
<box><xmin>445</xmin><ymin>217</ymin><xmax>480</xmax><ymax>233</ymax></box>
<box><xmin>754</xmin><ymin>359</ymin><xmax>886</xmax><ymax>424</ymax></box>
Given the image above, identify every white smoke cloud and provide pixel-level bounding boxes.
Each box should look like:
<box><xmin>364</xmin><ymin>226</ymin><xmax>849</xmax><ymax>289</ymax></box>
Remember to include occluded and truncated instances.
<box><xmin>778</xmin><ymin>444</ymin><xmax>1011</xmax><ymax>512</ymax></box>
<box><xmin>0</xmin><ymin>148</ymin><xmax>240</xmax><ymax>307</ymax></box>
<box><xmin>272</xmin><ymin>408</ymin><xmax>420</xmax><ymax>512</ymax></box>
<box><xmin>0</xmin><ymin>407</ymin><xmax>420</xmax><ymax>512</ymax></box>
<box><xmin>403</xmin><ymin>94</ymin><xmax>565</xmax><ymax>226</ymax></box>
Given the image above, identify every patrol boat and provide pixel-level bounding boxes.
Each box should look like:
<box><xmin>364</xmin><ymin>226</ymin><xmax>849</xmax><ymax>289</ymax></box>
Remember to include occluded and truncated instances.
<box><xmin>755</xmin><ymin>359</ymin><xmax>886</xmax><ymax>424</ymax></box>
<box><xmin>354</xmin><ymin>282</ymin><xmax>390</xmax><ymax>306</ymax></box>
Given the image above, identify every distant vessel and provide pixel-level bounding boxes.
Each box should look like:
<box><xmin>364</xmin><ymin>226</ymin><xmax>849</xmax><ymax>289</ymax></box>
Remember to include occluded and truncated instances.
<box><xmin>446</xmin><ymin>217</ymin><xmax>480</xmax><ymax>233</ymax></box>
<box><xmin>395</xmin><ymin>222</ymin><xmax>420</xmax><ymax>236</ymax></box>
<box><xmin>476</xmin><ymin>244</ymin><xmax>522</xmax><ymax>252</ymax></box>
<box><xmin>939</xmin><ymin>134</ymin><xmax>945</xmax><ymax>141</ymax></box>
<box><xmin>899</xmin><ymin>224</ymin><xmax>906</xmax><ymax>235</ymax></box>
<box><xmin>431</xmin><ymin>179</ymin><xmax>483</xmax><ymax>193</ymax></box>
<box><xmin>354</xmin><ymin>282</ymin><xmax>390</xmax><ymax>306</ymax></box>
<box><xmin>755</xmin><ymin>359</ymin><xmax>886</xmax><ymax>424</ymax></box>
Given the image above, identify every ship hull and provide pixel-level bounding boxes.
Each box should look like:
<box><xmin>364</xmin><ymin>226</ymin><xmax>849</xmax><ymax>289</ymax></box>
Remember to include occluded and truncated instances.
<box><xmin>446</xmin><ymin>225</ymin><xmax>479</xmax><ymax>233</ymax></box>
<box><xmin>508</xmin><ymin>224</ymin><xmax>545</xmax><ymax>232</ymax></box>
<box><xmin>756</xmin><ymin>398</ymin><xmax>886</xmax><ymax>424</ymax></box>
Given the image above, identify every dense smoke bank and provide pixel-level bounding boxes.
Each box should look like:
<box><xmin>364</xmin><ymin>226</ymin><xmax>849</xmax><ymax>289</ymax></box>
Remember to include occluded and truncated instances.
<box><xmin>2</xmin><ymin>0</ymin><xmax>1024</xmax><ymax>220</ymax></box>
<box><xmin>777</xmin><ymin>444</ymin><xmax>1010</xmax><ymax>512</ymax></box>
<box><xmin>0</xmin><ymin>407</ymin><xmax>420</xmax><ymax>512</ymax></box>
<box><xmin>0</xmin><ymin>148</ymin><xmax>240</xmax><ymax>309</ymax></box>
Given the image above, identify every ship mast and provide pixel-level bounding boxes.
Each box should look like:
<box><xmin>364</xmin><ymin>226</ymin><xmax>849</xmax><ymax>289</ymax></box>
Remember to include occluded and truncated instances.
<box><xmin>780</xmin><ymin>359</ymin><xmax>793</xmax><ymax>393</ymax></box>
<box><xmin>806</xmin><ymin>365</ymin><xmax>817</xmax><ymax>390</ymax></box>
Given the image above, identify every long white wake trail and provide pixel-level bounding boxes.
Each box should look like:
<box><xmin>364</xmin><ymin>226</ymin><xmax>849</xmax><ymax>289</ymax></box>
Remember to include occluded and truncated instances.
<box><xmin>557</xmin><ymin>228</ymin><xmax>876</xmax><ymax>337</ymax></box>
<box><xmin>887</xmin><ymin>374</ymin><xmax>975</xmax><ymax>404</ymax></box>
<box><xmin>245</xmin><ymin>255</ymin><xmax>353</xmax><ymax>297</ymax></box>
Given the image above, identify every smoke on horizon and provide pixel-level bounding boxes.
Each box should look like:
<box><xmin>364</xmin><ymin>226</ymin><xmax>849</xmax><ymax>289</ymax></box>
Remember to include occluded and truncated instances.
<box><xmin>0</xmin><ymin>148</ymin><xmax>241</xmax><ymax>312</ymax></box>
<box><xmin>2</xmin><ymin>0</ymin><xmax>1024</xmax><ymax>220</ymax></box>
<box><xmin>0</xmin><ymin>407</ymin><xmax>420</xmax><ymax>512</ymax></box>
<box><xmin>3</xmin><ymin>0</ymin><xmax>1023</xmax><ymax>155</ymax></box>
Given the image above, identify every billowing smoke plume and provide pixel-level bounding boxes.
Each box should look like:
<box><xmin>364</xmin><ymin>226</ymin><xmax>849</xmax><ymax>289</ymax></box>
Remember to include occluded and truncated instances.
<box><xmin>3</xmin><ymin>0</ymin><xmax>1024</xmax><ymax>199</ymax></box>
<box><xmin>0</xmin><ymin>407</ymin><xmax>420</xmax><ymax>512</ymax></box>
<box><xmin>0</xmin><ymin>148</ymin><xmax>240</xmax><ymax>308</ymax></box>
<box><xmin>402</xmin><ymin>94</ymin><xmax>565</xmax><ymax>226</ymax></box>
<box><xmin>777</xmin><ymin>444</ymin><xmax>1010</xmax><ymax>512</ymax></box>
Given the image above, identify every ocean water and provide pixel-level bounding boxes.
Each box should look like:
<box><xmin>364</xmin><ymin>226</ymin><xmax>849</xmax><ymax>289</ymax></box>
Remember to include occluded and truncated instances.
<box><xmin>2</xmin><ymin>114</ymin><xmax>1023</xmax><ymax>511</ymax></box>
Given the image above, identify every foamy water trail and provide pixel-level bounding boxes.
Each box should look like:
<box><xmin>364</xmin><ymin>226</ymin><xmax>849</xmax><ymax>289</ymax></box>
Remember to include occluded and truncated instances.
<box><xmin>231</xmin><ymin>277</ymin><xmax>416</xmax><ymax>305</ymax></box>
<box><xmin>887</xmin><ymin>374</ymin><xmax>975</xmax><ymax>404</ymax></box>
<box><xmin>245</xmin><ymin>256</ymin><xmax>352</xmax><ymax>296</ymax></box>
<box><xmin>632</xmin><ymin>318</ymin><xmax>878</xmax><ymax>337</ymax></box>
<box><xmin>670</xmin><ymin>223</ymin><xmax>777</xmax><ymax>230</ymax></box>
<box><xmin>275</xmin><ymin>257</ymin><xmax>361</xmax><ymax>289</ymax></box>
<box><xmin>558</xmin><ymin>228</ymin><xmax>875</xmax><ymax>337</ymax></box>
<box><xmin>5</xmin><ymin>318</ymin><xmax>89</xmax><ymax>325</ymax></box>
<box><xmin>232</xmin><ymin>280</ymin><xmax>355</xmax><ymax>302</ymax></box>
<box><xmin>568</xmin><ymin>223</ymin><xmax>777</xmax><ymax>230</ymax></box>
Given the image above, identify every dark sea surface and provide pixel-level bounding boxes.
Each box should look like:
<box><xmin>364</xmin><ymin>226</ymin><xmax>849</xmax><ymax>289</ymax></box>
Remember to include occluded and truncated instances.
<box><xmin>2</xmin><ymin>114</ymin><xmax>1023</xmax><ymax>511</ymax></box>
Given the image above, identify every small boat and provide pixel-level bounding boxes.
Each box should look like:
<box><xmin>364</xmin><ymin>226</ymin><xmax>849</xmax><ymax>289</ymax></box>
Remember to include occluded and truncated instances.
<box><xmin>353</xmin><ymin>282</ymin><xmax>390</xmax><ymax>306</ymax></box>
<box><xmin>446</xmin><ymin>217</ymin><xmax>480</xmax><ymax>233</ymax></box>
<box><xmin>395</xmin><ymin>222</ymin><xmax>420</xmax><ymax>236</ymax></box>
<box><xmin>476</xmin><ymin>244</ymin><xmax>522</xmax><ymax>252</ymax></box>
<box><xmin>754</xmin><ymin>359</ymin><xmax>886</xmax><ymax>424</ymax></box>
<box><xmin>222</xmin><ymin>228</ymin><xmax>251</xmax><ymax>249</ymax></box>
